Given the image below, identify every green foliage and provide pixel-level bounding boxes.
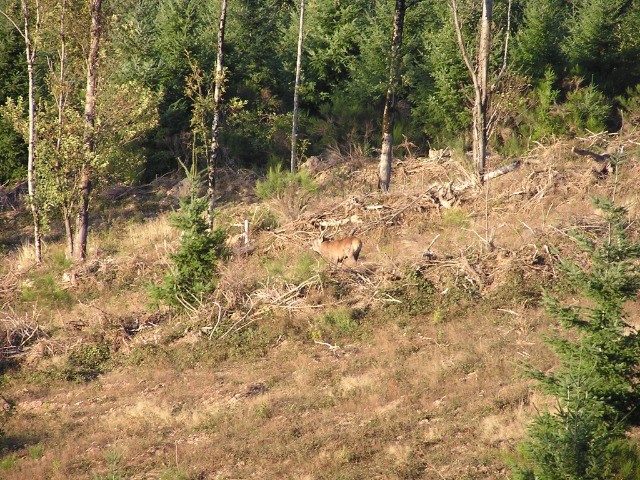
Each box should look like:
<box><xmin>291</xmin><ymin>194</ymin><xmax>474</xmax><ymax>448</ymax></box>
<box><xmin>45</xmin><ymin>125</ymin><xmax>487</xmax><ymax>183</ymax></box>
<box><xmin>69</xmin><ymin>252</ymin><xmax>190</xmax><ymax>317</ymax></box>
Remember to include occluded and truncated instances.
<box><xmin>251</xmin><ymin>206</ymin><xmax>279</xmax><ymax>232</ymax></box>
<box><xmin>151</xmin><ymin>195</ymin><xmax>228</xmax><ymax>309</ymax></box>
<box><xmin>63</xmin><ymin>342</ymin><xmax>111</xmax><ymax>382</ymax></box>
<box><xmin>616</xmin><ymin>84</ymin><xmax>640</xmax><ymax>129</ymax></box>
<box><xmin>21</xmin><ymin>273</ymin><xmax>73</xmax><ymax>309</ymax></box>
<box><xmin>0</xmin><ymin>16</ymin><xmax>26</xmax><ymax>185</ymax></box>
<box><xmin>0</xmin><ymin>453</ymin><xmax>17</xmax><ymax>471</ymax></box>
<box><xmin>261</xmin><ymin>250</ymin><xmax>317</xmax><ymax>285</ymax></box>
<box><xmin>562</xmin><ymin>0</ymin><xmax>639</xmax><ymax>94</ymax></box>
<box><xmin>255</xmin><ymin>163</ymin><xmax>318</xmax><ymax>200</ymax></box>
<box><xmin>563</xmin><ymin>83</ymin><xmax>610</xmax><ymax>134</ymax></box>
<box><xmin>382</xmin><ymin>267</ymin><xmax>437</xmax><ymax>318</ymax></box>
<box><xmin>511</xmin><ymin>0</ymin><xmax>568</xmax><ymax>80</ymax></box>
<box><xmin>310</xmin><ymin>307</ymin><xmax>360</xmax><ymax>343</ymax></box>
<box><xmin>514</xmin><ymin>198</ymin><xmax>640</xmax><ymax>478</ymax></box>
<box><xmin>514</xmin><ymin>406</ymin><xmax>640</xmax><ymax>480</ymax></box>
<box><xmin>528</xmin><ymin>68</ymin><xmax>563</xmax><ymax>141</ymax></box>
<box><xmin>440</xmin><ymin>207</ymin><xmax>470</xmax><ymax>228</ymax></box>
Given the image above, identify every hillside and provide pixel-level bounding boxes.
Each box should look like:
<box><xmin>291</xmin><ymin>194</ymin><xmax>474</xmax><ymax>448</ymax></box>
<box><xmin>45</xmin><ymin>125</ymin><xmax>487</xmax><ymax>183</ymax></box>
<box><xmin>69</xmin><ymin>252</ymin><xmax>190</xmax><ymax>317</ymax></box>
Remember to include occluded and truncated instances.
<box><xmin>1</xmin><ymin>132</ymin><xmax>640</xmax><ymax>479</ymax></box>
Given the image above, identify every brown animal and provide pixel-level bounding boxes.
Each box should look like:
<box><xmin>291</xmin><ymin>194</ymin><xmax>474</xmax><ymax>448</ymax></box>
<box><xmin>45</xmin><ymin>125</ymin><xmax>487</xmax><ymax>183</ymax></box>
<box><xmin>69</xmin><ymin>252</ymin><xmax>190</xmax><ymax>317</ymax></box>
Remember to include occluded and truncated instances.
<box><xmin>311</xmin><ymin>236</ymin><xmax>362</xmax><ymax>265</ymax></box>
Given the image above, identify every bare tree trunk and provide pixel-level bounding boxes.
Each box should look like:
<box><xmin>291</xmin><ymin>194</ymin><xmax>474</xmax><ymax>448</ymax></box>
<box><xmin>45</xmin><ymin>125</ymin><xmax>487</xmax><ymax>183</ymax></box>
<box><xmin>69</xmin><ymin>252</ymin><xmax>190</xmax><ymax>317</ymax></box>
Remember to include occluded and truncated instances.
<box><xmin>208</xmin><ymin>0</ymin><xmax>228</xmax><ymax>227</ymax></box>
<box><xmin>451</xmin><ymin>0</ymin><xmax>495</xmax><ymax>184</ymax></box>
<box><xmin>378</xmin><ymin>0</ymin><xmax>406</xmax><ymax>192</ymax></box>
<box><xmin>24</xmin><ymin>0</ymin><xmax>42</xmax><ymax>263</ymax></box>
<box><xmin>475</xmin><ymin>0</ymin><xmax>492</xmax><ymax>180</ymax></box>
<box><xmin>1</xmin><ymin>4</ymin><xmax>42</xmax><ymax>262</ymax></box>
<box><xmin>75</xmin><ymin>0</ymin><xmax>103</xmax><ymax>262</ymax></box>
<box><xmin>290</xmin><ymin>0</ymin><xmax>305</xmax><ymax>174</ymax></box>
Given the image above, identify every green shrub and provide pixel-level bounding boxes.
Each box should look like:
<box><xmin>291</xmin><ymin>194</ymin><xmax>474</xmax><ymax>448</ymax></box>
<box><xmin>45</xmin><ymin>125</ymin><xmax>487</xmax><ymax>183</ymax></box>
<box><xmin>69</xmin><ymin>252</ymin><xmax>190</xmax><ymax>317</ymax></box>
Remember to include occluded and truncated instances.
<box><xmin>21</xmin><ymin>273</ymin><xmax>73</xmax><ymax>309</ymax></box>
<box><xmin>251</xmin><ymin>206</ymin><xmax>279</xmax><ymax>232</ymax></box>
<box><xmin>530</xmin><ymin>68</ymin><xmax>564</xmax><ymax>141</ymax></box>
<box><xmin>310</xmin><ymin>307</ymin><xmax>360</xmax><ymax>343</ymax></box>
<box><xmin>255</xmin><ymin>163</ymin><xmax>318</xmax><ymax>200</ymax></box>
<box><xmin>262</xmin><ymin>251</ymin><xmax>318</xmax><ymax>284</ymax></box>
<box><xmin>63</xmin><ymin>342</ymin><xmax>111</xmax><ymax>382</ymax></box>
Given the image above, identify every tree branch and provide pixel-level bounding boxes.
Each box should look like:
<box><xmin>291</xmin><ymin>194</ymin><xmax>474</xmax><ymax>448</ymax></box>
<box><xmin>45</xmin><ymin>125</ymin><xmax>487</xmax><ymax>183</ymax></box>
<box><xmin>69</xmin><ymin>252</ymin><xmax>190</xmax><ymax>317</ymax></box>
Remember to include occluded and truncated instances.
<box><xmin>0</xmin><ymin>8</ymin><xmax>25</xmax><ymax>39</ymax></box>
<box><xmin>494</xmin><ymin>0</ymin><xmax>511</xmax><ymax>88</ymax></box>
<box><xmin>450</xmin><ymin>0</ymin><xmax>479</xmax><ymax>92</ymax></box>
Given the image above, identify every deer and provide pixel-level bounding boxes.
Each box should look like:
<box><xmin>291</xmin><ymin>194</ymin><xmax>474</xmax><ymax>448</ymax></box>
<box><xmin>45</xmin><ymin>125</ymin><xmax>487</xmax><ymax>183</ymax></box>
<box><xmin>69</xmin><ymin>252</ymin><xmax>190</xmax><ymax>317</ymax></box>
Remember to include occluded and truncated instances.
<box><xmin>311</xmin><ymin>229</ymin><xmax>362</xmax><ymax>266</ymax></box>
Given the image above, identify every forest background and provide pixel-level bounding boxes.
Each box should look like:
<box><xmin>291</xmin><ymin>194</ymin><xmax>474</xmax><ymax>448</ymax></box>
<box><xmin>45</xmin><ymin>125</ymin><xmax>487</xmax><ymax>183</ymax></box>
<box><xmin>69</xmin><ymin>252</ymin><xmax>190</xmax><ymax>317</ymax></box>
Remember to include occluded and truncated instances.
<box><xmin>1</xmin><ymin>0</ymin><xmax>640</xmax><ymax>191</ymax></box>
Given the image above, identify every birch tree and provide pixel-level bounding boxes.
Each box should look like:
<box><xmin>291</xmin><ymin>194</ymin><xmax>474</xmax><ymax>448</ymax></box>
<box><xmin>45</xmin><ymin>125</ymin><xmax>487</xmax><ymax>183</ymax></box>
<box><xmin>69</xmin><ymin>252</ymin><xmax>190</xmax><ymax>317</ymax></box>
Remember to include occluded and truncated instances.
<box><xmin>290</xmin><ymin>0</ymin><xmax>304</xmax><ymax>174</ymax></box>
<box><xmin>0</xmin><ymin>0</ymin><xmax>43</xmax><ymax>263</ymax></box>
<box><xmin>378</xmin><ymin>0</ymin><xmax>406</xmax><ymax>192</ymax></box>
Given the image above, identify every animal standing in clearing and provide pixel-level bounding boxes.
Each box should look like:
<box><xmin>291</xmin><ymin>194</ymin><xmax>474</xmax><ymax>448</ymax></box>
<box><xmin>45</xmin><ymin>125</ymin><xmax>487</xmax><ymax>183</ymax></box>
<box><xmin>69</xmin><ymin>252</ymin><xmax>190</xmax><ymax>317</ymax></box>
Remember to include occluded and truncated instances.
<box><xmin>312</xmin><ymin>236</ymin><xmax>362</xmax><ymax>265</ymax></box>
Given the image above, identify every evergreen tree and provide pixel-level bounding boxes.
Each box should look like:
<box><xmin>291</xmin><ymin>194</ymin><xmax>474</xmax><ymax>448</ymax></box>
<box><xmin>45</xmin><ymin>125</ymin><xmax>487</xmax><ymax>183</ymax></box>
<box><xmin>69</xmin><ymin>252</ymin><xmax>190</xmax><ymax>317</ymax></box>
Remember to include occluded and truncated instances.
<box><xmin>151</xmin><ymin>165</ymin><xmax>228</xmax><ymax>309</ymax></box>
<box><xmin>511</xmin><ymin>0</ymin><xmax>568</xmax><ymax>81</ymax></box>
<box><xmin>515</xmin><ymin>198</ymin><xmax>640</xmax><ymax>479</ymax></box>
<box><xmin>0</xmin><ymin>6</ymin><xmax>27</xmax><ymax>184</ymax></box>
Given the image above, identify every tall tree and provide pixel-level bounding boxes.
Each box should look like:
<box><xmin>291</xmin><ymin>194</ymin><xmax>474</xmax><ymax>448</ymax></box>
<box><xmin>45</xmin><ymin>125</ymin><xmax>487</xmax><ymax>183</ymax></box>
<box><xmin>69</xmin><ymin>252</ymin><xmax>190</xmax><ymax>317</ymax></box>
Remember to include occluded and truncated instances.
<box><xmin>51</xmin><ymin>0</ymin><xmax>75</xmax><ymax>257</ymax></box>
<box><xmin>451</xmin><ymin>0</ymin><xmax>510</xmax><ymax>182</ymax></box>
<box><xmin>378</xmin><ymin>0</ymin><xmax>406</xmax><ymax>192</ymax></box>
<box><xmin>75</xmin><ymin>0</ymin><xmax>102</xmax><ymax>261</ymax></box>
<box><xmin>290</xmin><ymin>0</ymin><xmax>304</xmax><ymax>174</ymax></box>
<box><xmin>208</xmin><ymin>0</ymin><xmax>227</xmax><ymax>225</ymax></box>
<box><xmin>1</xmin><ymin>0</ymin><xmax>43</xmax><ymax>263</ymax></box>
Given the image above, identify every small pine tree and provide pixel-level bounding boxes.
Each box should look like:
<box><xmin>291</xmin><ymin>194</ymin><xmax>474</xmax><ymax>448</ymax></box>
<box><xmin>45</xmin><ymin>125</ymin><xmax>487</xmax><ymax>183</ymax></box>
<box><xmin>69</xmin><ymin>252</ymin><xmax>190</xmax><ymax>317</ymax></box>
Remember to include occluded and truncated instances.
<box><xmin>514</xmin><ymin>198</ymin><xmax>640</xmax><ymax>479</ymax></box>
<box><xmin>151</xmin><ymin>164</ymin><xmax>227</xmax><ymax>309</ymax></box>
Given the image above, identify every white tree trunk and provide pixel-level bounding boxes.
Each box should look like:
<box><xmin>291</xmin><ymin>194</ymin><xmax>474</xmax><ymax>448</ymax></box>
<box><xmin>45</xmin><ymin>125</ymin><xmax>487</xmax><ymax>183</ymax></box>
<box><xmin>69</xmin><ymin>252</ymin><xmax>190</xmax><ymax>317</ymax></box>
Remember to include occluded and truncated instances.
<box><xmin>290</xmin><ymin>0</ymin><xmax>305</xmax><ymax>174</ymax></box>
<box><xmin>23</xmin><ymin>0</ymin><xmax>42</xmax><ymax>263</ymax></box>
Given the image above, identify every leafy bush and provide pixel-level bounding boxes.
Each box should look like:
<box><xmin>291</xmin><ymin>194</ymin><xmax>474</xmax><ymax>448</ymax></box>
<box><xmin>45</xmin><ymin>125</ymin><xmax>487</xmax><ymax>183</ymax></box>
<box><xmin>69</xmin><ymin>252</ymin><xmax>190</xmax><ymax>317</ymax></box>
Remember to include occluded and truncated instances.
<box><xmin>63</xmin><ymin>342</ymin><xmax>111</xmax><ymax>382</ymax></box>
<box><xmin>21</xmin><ymin>273</ymin><xmax>73</xmax><ymax>309</ymax></box>
<box><xmin>310</xmin><ymin>307</ymin><xmax>360</xmax><ymax>344</ymax></box>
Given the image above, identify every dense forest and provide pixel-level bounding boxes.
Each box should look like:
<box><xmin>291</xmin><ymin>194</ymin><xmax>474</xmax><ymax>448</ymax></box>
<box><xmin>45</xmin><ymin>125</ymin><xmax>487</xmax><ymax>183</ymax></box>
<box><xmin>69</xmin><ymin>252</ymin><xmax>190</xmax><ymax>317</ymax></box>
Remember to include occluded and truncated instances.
<box><xmin>2</xmin><ymin>0</ymin><xmax>640</xmax><ymax>186</ymax></box>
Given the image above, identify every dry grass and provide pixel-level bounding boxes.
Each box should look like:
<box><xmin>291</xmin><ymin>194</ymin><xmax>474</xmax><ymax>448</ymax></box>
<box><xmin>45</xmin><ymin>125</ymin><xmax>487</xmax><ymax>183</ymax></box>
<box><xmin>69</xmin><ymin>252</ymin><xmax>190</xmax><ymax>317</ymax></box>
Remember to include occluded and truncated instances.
<box><xmin>1</xmin><ymin>133</ymin><xmax>640</xmax><ymax>479</ymax></box>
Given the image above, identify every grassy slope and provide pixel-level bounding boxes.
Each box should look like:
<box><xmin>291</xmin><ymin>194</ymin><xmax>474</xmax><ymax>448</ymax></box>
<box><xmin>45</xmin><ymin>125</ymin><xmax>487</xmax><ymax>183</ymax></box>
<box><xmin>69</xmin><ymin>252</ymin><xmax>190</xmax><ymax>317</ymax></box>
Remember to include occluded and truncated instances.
<box><xmin>1</xmin><ymin>134</ymin><xmax>640</xmax><ymax>479</ymax></box>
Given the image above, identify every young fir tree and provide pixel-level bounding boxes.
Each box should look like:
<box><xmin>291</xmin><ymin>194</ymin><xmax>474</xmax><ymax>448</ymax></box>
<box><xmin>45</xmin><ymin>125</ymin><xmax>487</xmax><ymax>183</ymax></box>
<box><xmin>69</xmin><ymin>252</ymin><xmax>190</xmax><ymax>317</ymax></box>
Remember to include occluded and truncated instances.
<box><xmin>152</xmin><ymin>163</ymin><xmax>227</xmax><ymax>310</ymax></box>
<box><xmin>514</xmin><ymin>197</ymin><xmax>640</xmax><ymax>479</ymax></box>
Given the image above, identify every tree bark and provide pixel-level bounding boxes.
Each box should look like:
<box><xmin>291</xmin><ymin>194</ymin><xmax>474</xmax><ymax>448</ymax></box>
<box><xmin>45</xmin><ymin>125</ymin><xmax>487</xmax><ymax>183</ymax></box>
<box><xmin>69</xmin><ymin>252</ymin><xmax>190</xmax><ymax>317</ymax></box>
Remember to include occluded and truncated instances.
<box><xmin>378</xmin><ymin>0</ymin><xmax>406</xmax><ymax>192</ymax></box>
<box><xmin>23</xmin><ymin>0</ymin><xmax>42</xmax><ymax>263</ymax></box>
<box><xmin>75</xmin><ymin>0</ymin><xmax>103</xmax><ymax>262</ymax></box>
<box><xmin>474</xmin><ymin>0</ymin><xmax>492</xmax><ymax>180</ymax></box>
<box><xmin>290</xmin><ymin>0</ymin><xmax>305</xmax><ymax>174</ymax></box>
<box><xmin>208</xmin><ymin>0</ymin><xmax>228</xmax><ymax>227</ymax></box>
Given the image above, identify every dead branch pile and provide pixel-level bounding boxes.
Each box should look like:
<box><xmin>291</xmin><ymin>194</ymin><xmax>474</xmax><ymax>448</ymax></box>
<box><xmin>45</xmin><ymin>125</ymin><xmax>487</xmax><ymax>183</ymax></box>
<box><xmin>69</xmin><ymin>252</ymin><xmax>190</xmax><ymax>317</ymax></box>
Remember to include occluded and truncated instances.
<box><xmin>0</xmin><ymin>305</ymin><xmax>47</xmax><ymax>360</ymax></box>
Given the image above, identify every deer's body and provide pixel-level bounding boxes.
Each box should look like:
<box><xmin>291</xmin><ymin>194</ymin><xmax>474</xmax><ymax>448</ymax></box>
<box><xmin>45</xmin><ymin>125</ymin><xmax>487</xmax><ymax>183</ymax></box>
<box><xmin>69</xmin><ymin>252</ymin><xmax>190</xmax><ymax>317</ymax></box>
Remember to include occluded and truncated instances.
<box><xmin>312</xmin><ymin>236</ymin><xmax>362</xmax><ymax>265</ymax></box>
